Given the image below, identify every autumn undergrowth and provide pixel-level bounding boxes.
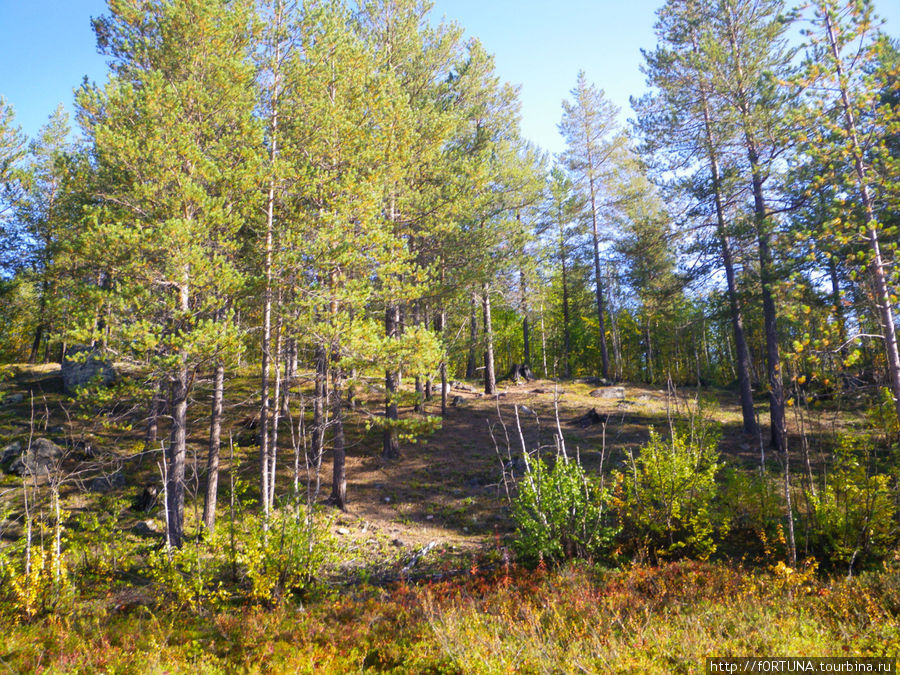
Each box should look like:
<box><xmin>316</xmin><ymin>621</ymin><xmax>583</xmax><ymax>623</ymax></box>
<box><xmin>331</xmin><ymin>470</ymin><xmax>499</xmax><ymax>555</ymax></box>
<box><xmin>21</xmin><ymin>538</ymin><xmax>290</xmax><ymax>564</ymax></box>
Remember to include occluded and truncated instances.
<box><xmin>0</xmin><ymin>559</ymin><xmax>897</xmax><ymax>673</ymax></box>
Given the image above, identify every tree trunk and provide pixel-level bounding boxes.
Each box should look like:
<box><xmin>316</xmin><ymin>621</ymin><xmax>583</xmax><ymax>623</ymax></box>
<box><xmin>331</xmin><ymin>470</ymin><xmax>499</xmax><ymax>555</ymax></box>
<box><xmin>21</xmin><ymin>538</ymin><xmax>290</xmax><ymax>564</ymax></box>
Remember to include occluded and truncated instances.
<box><xmin>166</xmin><ymin>278</ymin><xmax>191</xmax><ymax>549</ymax></box>
<box><xmin>719</xmin><ymin>6</ymin><xmax>786</xmax><ymax>453</ymax></box>
<box><xmin>282</xmin><ymin>337</ymin><xmax>296</xmax><ymax>416</ymax></box>
<box><xmin>587</xmin><ymin>173</ymin><xmax>610</xmax><ymax>380</ymax></box>
<box><xmin>144</xmin><ymin>379</ymin><xmax>164</xmax><ymax>452</ymax></box>
<box><xmin>606</xmin><ymin>264</ymin><xmax>623</xmax><ymax>381</ymax></box>
<box><xmin>691</xmin><ymin>27</ymin><xmax>757</xmax><ymax>436</ymax></box>
<box><xmin>259</xmin><ymin>0</ymin><xmax>284</xmax><ymax>525</ymax></box>
<box><xmin>311</xmin><ymin>343</ymin><xmax>327</xmax><ymax>471</ymax></box>
<box><xmin>482</xmin><ymin>283</ymin><xmax>496</xmax><ymax>395</ymax></box>
<box><xmin>414</xmin><ymin>303</ymin><xmax>424</xmax><ymax>413</ymax></box>
<box><xmin>424</xmin><ymin>304</ymin><xmax>433</xmax><ymax>401</ymax></box>
<box><xmin>520</xmin><ymin>269</ymin><xmax>531</xmax><ymax>366</ymax></box>
<box><xmin>828</xmin><ymin>256</ymin><xmax>848</xmax><ymax>360</ymax></box>
<box><xmin>561</xmin><ymin>252</ymin><xmax>572</xmax><ymax>379</ymax></box>
<box><xmin>539</xmin><ymin>300</ymin><xmax>549</xmax><ymax>378</ymax></box>
<box><xmin>28</xmin><ymin>281</ymin><xmax>48</xmax><ymax>364</ymax></box>
<box><xmin>749</xmin><ymin>164</ymin><xmax>787</xmax><ymax>454</ymax></box>
<box><xmin>329</xmin><ymin>347</ymin><xmax>346</xmax><ymax>509</ymax></box>
<box><xmin>203</xmin><ymin>361</ymin><xmax>224</xmax><ymax>533</ymax></box>
<box><xmin>435</xmin><ymin>302</ymin><xmax>448</xmax><ymax>417</ymax></box>
<box><xmin>466</xmin><ymin>291</ymin><xmax>478</xmax><ymax>379</ymax></box>
<box><xmin>644</xmin><ymin>321</ymin><xmax>655</xmax><ymax>383</ymax></box>
<box><xmin>383</xmin><ymin>304</ymin><xmax>400</xmax><ymax>459</ymax></box>
<box><xmin>167</xmin><ymin>365</ymin><xmax>188</xmax><ymax>549</ymax></box>
<box><xmin>269</xmin><ymin>320</ymin><xmax>283</xmax><ymax>509</ymax></box>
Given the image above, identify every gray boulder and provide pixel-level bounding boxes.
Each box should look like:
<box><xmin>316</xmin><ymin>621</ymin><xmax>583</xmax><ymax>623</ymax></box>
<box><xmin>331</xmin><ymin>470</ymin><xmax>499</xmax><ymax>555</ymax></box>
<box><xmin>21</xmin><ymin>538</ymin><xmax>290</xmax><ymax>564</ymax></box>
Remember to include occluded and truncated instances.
<box><xmin>132</xmin><ymin>520</ymin><xmax>161</xmax><ymax>537</ymax></box>
<box><xmin>88</xmin><ymin>471</ymin><xmax>126</xmax><ymax>493</ymax></box>
<box><xmin>2</xmin><ymin>393</ymin><xmax>25</xmax><ymax>406</ymax></box>
<box><xmin>589</xmin><ymin>387</ymin><xmax>625</xmax><ymax>399</ymax></box>
<box><xmin>62</xmin><ymin>346</ymin><xmax>116</xmax><ymax>394</ymax></box>
<box><xmin>1</xmin><ymin>441</ymin><xmax>23</xmax><ymax>467</ymax></box>
<box><xmin>4</xmin><ymin>437</ymin><xmax>63</xmax><ymax>476</ymax></box>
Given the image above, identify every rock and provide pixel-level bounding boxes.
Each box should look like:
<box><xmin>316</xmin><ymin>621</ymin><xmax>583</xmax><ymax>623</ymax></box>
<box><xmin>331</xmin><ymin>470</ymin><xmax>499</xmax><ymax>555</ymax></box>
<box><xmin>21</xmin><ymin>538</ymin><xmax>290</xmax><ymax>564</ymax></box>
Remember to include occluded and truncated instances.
<box><xmin>2</xmin><ymin>393</ymin><xmax>24</xmax><ymax>406</ymax></box>
<box><xmin>62</xmin><ymin>346</ymin><xmax>116</xmax><ymax>394</ymax></box>
<box><xmin>132</xmin><ymin>520</ymin><xmax>160</xmax><ymax>537</ymax></box>
<box><xmin>425</xmin><ymin>514</ymin><xmax>434</xmax><ymax>521</ymax></box>
<box><xmin>578</xmin><ymin>377</ymin><xmax>613</xmax><ymax>386</ymax></box>
<box><xmin>531</xmin><ymin>387</ymin><xmax>564</xmax><ymax>395</ymax></box>
<box><xmin>383</xmin><ymin>496</ymin><xmax>391</xmax><ymax>503</ymax></box>
<box><xmin>451</xmin><ymin>395</ymin><xmax>464</xmax><ymax>407</ymax></box>
<box><xmin>519</xmin><ymin>405</ymin><xmax>535</xmax><ymax>416</ymax></box>
<box><xmin>1</xmin><ymin>441</ymin><xmax>22</xmax><ymax>467</ymax></box>
<box><xmin>451</xmin><ymin>381</ymin><xmax>477</xmax><ymax>393</ymax></box>
<box><xmin>391</xmin><ymin>538</ymin><xmax>404</xmax><ymax>547</ymax></box>
<box><xmin>337</xmin><ymin>527</ymin><xmax>351</xmax><ymax>535</ymax></box>
<box><xmin>4</xmin><ymin>437</ymin><xmax>63</xmax><ymax>475</ymax></box>
<box><xmin>89</xmin><ymin>471</ymin><xmax>126</xmax><ymax>493</ymax></box>
<box><xmin>589</xmin><ymin>387</ymin><xmax>625</xmax><ymax>399</ymax></box>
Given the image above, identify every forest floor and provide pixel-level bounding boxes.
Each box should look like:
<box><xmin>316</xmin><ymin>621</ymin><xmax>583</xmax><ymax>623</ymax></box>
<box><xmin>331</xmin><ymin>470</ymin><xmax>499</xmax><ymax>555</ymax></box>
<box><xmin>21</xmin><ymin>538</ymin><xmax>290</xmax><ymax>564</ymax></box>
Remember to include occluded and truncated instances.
<box><xmin>0</xmin><ymin>363</ymin><xmax>894</xmax><ymax>674</ymax></box>
<box><xmin>0</xmin><ymin>363</ymin><xmax>871</xmax><ymax>578</ymax></box>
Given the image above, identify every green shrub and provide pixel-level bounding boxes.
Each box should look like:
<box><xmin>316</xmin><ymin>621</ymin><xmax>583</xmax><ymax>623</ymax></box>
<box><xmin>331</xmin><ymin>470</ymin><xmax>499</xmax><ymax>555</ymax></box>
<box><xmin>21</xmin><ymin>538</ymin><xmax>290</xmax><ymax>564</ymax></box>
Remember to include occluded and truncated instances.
<box><xmin>511</xmin><ymin>452</ymin><xmax>618</xmax><ymax>566</ymax></box>
<box><xmin>808</xmin><ymin>435</ymin><xmax>898</xmax><ymax>572</ymax></box>
<box><xmin>621</xmin><ymin>424</ymin><xmax>725</xmax><ymax>561</ymax></box>
<box><xmin>237</xmin><ymin>505</ymin><xmax>337</xmax><ymax>604</ymax></box>
<box><xmin>720</xmin><ymin>466</ymin><xmax>783</xmax><ymax>542</ymax></box>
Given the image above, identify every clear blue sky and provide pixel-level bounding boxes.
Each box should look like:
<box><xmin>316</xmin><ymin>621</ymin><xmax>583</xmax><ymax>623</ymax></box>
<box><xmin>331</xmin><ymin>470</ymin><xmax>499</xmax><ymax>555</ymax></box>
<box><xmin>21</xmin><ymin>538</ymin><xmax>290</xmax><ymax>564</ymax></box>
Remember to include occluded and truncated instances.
<box><xmin>1</xmin><ymin>0</ymin><xmax>898</xmax><ymax>154</ymax></box>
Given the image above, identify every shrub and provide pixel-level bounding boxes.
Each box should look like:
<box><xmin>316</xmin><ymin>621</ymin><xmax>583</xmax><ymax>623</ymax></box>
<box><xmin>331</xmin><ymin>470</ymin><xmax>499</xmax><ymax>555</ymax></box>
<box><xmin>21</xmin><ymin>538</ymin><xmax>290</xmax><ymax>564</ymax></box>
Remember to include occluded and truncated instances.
<box><xmin>511</xmin><ymin>452</ymin><xmax>618</xmax><ymax>566</ymax></box>
<box><xmin>0</xmin><ymin>522</ymin><xmax>72</xmax><ymax>620</ymax></box>
<box><xmin>808</xmin><ymin>434</ymin><xmax>898</xmax><ymax>572</ymax></box>
<box><xmin>720</xmin><ymin>466</ymin><xmax>783</xmax><ymax>546</ymax></box>
<box><xmin>237</xmin><ymin>505</ymin><xmax>337</xmax><ymax>604</ymax></box>
<box><xmin>621</xmin><ymin>424</ymin><xmax>725</xmax><ymax>561</ymax></box>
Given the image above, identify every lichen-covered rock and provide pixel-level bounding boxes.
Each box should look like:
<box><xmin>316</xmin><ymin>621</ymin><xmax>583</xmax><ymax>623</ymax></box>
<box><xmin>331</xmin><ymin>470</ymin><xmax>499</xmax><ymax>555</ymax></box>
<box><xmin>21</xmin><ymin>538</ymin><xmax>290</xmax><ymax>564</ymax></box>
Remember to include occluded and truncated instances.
<box><xmin>589</xmin><ymin>386</ymin><xmax>625</xmax><ymax>399</ymax></box>
<box><xmin>1</xmin><ymin>441</ymin><xmax>23</xmax><ymax>467</ymax></box>
<box><xmin>88</xmin><ymin>471</ymin><xmax>126</xmax><ymax>492</ymax></box>
<box><xmin>133</xmin><ymin>520</ymin><xmax>160</xmax><ymax>537</ymax></box>
<box><xmin>62</xmin><ymin>346</ymin><xmax>116</xmax><ymax>394</ymax></box>
<box><xmin>2</xmin><ymin>393</ymin><xmax>25</xmax><ymax>406</ymax></box>
<box><xmin>4</xmin><ymin>437</ymin><xmax>63</xmax><ymax>475</ymax></box>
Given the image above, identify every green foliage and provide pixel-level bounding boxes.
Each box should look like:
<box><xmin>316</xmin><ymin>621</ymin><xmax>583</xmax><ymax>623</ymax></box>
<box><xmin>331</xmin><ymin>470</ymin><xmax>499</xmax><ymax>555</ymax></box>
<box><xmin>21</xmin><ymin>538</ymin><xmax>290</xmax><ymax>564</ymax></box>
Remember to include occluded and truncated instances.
<box><xmin>236</xmin><ymin>506</ymin><xmax>337</xmax><ymax>605</ymax></box>
<box><xmin>621</xmin><ymin>423</ymin><xmax>726</xmax><ymax>561</ymax></box>
<box><xmin>511</xmin><ymin>452</ymin><xmax>618</xmax><ymax>566</ymax></box>
<box><xmin>866</xmin><ymin>387</ymin><xmax>900</xmax><ymax>446</ymax></box>
<box><xmin>720</xmin><ymin>467</ymin><xmax>783</xmax><ymax>544</ymax></box>
<box><xmin>808</xmin><ymin>435</ymin><xmax>898</xmax><ymax>570</ymax></box>
<box><xmin>67</xmin><ymin>495</ymin><xmax>132</xmax><ymax>581</ymax></box>
<box><xmin>0</xmin><ymin>518</ymin><xmax>72</xmax><ymax>620</ymax></box>
<box><xmin>147</xmin><ymin>539</ymin><xmax>229</xmax><ymax>615</ymax></box>
<box><xmin>144</xmin><ymin>502</ymin><xmax>337</xmax><ymax>612</ymax></box>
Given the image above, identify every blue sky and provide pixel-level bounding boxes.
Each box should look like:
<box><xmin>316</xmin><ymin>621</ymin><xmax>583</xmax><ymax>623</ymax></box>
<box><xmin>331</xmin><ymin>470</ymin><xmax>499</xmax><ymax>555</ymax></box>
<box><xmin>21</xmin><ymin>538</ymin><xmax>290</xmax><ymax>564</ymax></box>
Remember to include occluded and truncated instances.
<box><xmin>1</xmin><ymin>0</ymin><xmax>898</xmax><ymax>154</ymax></box>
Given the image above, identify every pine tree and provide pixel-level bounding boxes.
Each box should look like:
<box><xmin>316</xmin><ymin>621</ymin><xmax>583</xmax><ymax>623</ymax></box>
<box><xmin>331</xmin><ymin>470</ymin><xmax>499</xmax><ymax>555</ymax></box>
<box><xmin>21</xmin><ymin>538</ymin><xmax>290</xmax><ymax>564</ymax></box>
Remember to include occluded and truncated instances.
<box><xmin>559</xmin><ymin>71</ymin><xmax>627</xmax><ymax>381</ymax></box>
<box><xmin>797</xmin><ymin>0</ymin><xmax>900</xmax><ymax>427</ymax></box>
<box><xmin>544</xmin><ymin>166</ymin><xmax>581</xmax><ymax>378</ymax></box>
<box><xmin>0</xmin><ymin>98</ymin><xmax>27</xmax><ymax>276</ymax></box>
<box><xmin>12</xmin><ymin>107</ymin><xmax>76</xmax><ymax>363</ymax></box>
<box><xmin>76</xmin><ymin>0</ymin><xmax>262</xmax><ymax>546</ymax></box>
<box><xmin>633</xmin><ymin>0</ymin><xmax>758</xmax><ymax>433</ymax></box>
